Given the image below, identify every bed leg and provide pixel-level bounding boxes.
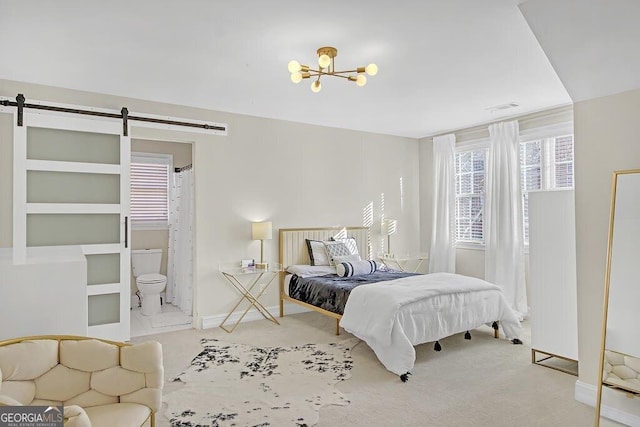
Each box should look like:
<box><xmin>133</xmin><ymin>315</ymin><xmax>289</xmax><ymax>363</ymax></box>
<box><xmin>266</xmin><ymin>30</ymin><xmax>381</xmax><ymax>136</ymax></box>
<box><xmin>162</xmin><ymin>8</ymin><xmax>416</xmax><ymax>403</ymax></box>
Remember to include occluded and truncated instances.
<box><xmin>335</xmin><ymin>319</ymin><xmax>340</xmax><ymax>335</ymax></box>
<box><xmin>464</xmin><ymin>331</ymin><xmax>471</xmax><ymax>340</ymax></box>
<box><xmin>400</xmin><ymin>372</ymin><xmax>412</xmax><ymax>382</ymax></box>
<box><xmin>434</xmin><ymin>341</ymin><xmax>441</xmax><ymax>351</ymax></box>
<box><xmin>492</xmin><ymin>321</ymin><xmax>499</xmax><ymax>339</ymax></box>
<box><xmin>279</xmin><ymin>297</ymin><xmax>284</xmax><ymax>318</ymax></box>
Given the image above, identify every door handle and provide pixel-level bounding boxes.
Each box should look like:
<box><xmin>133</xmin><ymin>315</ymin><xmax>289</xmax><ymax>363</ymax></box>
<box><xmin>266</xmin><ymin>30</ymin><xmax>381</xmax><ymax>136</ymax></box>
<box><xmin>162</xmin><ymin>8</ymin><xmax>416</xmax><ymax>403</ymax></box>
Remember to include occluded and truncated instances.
<box><xmin>124</xmin><ymin>216</ymin><xmax>128</xmax><ymax>248</ymax></box>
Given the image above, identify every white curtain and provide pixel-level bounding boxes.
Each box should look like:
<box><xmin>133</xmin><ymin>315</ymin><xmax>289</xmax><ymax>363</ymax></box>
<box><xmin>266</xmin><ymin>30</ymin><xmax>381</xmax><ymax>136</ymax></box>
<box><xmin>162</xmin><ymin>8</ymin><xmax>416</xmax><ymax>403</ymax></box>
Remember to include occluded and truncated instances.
<box><xmin>429</xmin><ymin>134</ymin><xmax>456</xmax><ymax>273</ymax></box>
<box><xmin>485</xmin><ymin>121</ymin><xmax>527</xmax><ymax>318</ymax></box>
<box><xmin>167</xmin><ymin>167</ymin><xmax>194</xmax><ymax>315</ymax></box>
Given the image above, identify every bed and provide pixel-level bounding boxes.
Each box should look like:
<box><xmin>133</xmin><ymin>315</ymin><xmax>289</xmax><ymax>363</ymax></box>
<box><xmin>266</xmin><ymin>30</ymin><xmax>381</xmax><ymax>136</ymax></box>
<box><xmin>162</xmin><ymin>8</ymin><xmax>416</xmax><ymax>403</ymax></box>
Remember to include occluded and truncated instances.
<box><xmin>278</xmin><ymin>226</ymin><xmax>522</xmax><ymax>379</ymax></box>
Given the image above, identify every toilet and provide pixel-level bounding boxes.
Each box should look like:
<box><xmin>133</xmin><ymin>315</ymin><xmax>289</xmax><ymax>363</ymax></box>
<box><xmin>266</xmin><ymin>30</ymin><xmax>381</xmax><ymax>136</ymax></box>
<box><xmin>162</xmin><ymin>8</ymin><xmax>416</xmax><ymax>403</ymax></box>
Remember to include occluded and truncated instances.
<box><xmin>132</xmin><ymin>249</ymin><xmax>167</xmax><ymax>316</ymax></box>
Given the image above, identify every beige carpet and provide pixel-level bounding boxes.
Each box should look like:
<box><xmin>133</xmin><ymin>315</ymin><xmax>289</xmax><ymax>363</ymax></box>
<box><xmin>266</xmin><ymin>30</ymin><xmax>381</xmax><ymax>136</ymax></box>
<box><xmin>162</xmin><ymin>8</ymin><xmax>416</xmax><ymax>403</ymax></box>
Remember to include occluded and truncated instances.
<box><xmin>133</xmin><ymin>312</ymin><xmax>599</xmax><ymax>427</ymax></box>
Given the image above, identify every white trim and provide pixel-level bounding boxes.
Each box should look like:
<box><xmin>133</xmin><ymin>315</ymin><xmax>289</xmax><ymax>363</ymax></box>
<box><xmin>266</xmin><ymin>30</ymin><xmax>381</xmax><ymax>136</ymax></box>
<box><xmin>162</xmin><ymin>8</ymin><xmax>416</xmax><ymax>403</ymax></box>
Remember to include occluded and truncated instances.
<box><xmin>26</xmin><ymin>159</ymin><xmax>120</xmax><ymax>174</ymax></box>
<box><xmin>23</xmin><ymin>111</ymin><xmax>122</xmax><ymax>134</ymax></box>
<box><xmin>455</xmin><ymin>242</ymin><xmax>486</xmax><ymax>251</ymax></box>
<box><xmin>200</xmin><ymin>302</ymin><xmax>310</xmax><ymax>330</ymax></box>
<box><xmin>26</xmin><ymin>203</ymin><xmax>120</xmax><ymax>214</ymax></box>
<box><xmin>575</xmin><ymin>380</ymin><xmax>640</xmax><ymax>426</ymax></box>
<box><xmin>13</xmin><ymin>111</ymin><xmax>26</xmax><ymax>252</ymax></box>
<box><xmin>87</xmin><ymin>283</ymin><xmax>120</xmax><ymax>296</ymax></box>
<box><xmin>519</xmin><ymin>121</ymin><xmax>573</xmax><ymax>141</ymax></box>
<box><xmin>456</xmin><ymin>137</ymin><xmax>490</xmax><ymax>152</ymax></box>
<box><xmin>0</xmin><ymin>96</ymin><xmax>228</xmax><ymax>136</ymax></box>
<box><xmin>120</xmin><ymin>134</ymin><xmax>131</xmax><ymax>342</ymax></box>
<box><xmin>131</xmin><ymin>152</ymin><xmax>173</xmax><ymax>165</ymax></box>
<box><xmin>81</xmin><ymin>244</ymin><xmax>121</xmax><ymax>255</ymax></box>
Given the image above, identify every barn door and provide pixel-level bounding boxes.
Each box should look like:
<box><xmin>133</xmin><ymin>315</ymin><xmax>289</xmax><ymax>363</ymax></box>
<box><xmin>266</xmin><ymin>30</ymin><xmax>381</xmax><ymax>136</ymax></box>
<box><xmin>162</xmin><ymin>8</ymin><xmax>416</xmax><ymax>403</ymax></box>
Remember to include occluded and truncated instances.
<box><xmin>13</xmin><ymin>112</ymin><xmax>131</xmax><ymax>341</ymax></box>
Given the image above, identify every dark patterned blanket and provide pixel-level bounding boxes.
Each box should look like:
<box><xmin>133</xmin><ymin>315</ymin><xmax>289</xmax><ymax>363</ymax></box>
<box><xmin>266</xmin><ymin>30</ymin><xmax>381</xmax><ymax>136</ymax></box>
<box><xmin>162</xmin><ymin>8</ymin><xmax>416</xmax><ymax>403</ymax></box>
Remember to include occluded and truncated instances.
<box><xmin>289</xmin><ymin>270</ymin><xmax>419</xmax><ymax>315</ymax></box>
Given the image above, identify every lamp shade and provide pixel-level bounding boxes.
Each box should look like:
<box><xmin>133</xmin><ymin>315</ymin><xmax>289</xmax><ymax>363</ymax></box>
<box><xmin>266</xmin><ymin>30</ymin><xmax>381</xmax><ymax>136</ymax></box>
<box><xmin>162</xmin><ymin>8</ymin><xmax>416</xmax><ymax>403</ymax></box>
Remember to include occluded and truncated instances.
<box><xmin>252</xmin><ymin>221</ymin><xmax>273</xmax><ymax>240</ymax></box>
<box><xmin>381</xmin><ymin>219</ymin><xmax>397</xmax><ymax>236</ymax></box>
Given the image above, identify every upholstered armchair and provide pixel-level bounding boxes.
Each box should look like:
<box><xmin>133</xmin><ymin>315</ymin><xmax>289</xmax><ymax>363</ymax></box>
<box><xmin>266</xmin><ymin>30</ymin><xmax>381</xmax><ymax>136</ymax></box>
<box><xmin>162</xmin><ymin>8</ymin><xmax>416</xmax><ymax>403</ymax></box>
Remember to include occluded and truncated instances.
<box><xmin>0</xmin><ymin>335</ymin><xmax>163</xmax><ymax>427</ymax></box>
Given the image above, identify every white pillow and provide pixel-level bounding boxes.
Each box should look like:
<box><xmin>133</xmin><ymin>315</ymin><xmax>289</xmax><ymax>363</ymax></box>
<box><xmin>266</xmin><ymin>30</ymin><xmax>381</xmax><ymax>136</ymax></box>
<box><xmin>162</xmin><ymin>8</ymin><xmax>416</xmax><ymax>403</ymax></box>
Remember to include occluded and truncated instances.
<box><xmin>305</xmin><ymin>239</ymin><xmax>331</xmax><ymax>266</ymax></box>
<box><xmin>336</xmin><ymin>260</ymin><xmax>379</xmax><ymax>277</ymax></box>
<box><xmin>332</xmin><ymin>237</ymin><xmax>359</xmax><ymax>256</ymax></box>
<box><xmin>333</xmin><ymin>254</ymin><xmax>361</xmax><ymax>264</ymax></box>
<box><xmin>323</xmin><ymin>241</ymin><xmax>352</xmax><ymax>266</ymax></box>
<box><xmin>286</xmin><ymin>264</ymin><xmax>336</xmax><ymax>278</ymax></box>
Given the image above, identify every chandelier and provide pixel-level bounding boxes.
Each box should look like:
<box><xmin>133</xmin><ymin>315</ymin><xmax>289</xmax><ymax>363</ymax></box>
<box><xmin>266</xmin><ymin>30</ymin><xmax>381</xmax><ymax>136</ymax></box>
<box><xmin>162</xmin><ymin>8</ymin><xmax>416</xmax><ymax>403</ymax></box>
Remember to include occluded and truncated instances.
<box><xmin>288</xmin><ymin>47</ymin><xmax>378</xmax><ymax>93</ymax></box>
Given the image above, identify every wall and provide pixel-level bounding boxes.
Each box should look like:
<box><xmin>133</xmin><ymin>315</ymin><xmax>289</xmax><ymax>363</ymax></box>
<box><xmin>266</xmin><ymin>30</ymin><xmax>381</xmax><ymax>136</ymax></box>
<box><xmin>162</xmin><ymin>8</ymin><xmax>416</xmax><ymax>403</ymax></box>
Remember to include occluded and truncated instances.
<box><xmin>574</xmin><ymin>88</ymin><xmax>640</xmax><ymax>392</ymax></box>
<box><xmin>0</xmin><ymin>79</ymin><xmax>420</xmax><ymax>327</ymax></box>
<box><xmin>129</xmin><ymin>139</ymin><xmax>192</xmax><ymax>295</ymax></box>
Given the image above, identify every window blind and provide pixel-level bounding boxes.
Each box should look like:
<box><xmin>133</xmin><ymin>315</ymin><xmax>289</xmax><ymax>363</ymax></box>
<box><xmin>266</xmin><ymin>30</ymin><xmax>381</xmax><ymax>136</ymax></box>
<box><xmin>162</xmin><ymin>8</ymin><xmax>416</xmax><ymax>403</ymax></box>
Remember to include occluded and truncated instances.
<box><xmin>130</xmin><ymin>161</ymin><xmax>169</xmax><ymax>225</ymax></box>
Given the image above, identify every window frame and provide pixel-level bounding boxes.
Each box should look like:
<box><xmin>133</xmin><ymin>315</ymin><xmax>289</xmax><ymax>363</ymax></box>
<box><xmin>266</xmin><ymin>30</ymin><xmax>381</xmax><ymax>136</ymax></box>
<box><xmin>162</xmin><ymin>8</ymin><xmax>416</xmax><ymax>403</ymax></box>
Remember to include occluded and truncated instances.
<box><xmin>130</xmin><ymin>152</ymin><xmax>173</xmax><ymax>231</ymax></box>
<box><xmin>454</xmin><ymin>139</ymin><xmax>489</xmax><ymax>249</ymax></box>
<box><xmin>452</xmin><ymin>122</ymin><xmax>574</xmax><ymax>250</ymax></box>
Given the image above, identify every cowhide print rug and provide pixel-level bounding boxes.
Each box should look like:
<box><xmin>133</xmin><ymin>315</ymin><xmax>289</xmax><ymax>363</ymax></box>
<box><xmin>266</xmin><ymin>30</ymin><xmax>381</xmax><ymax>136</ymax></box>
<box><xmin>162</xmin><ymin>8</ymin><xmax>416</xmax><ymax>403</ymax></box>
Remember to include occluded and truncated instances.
<box><xmin>164</xmin><ymin>338</ymin><xmax>356</xmax><ymax>427</ymax></box>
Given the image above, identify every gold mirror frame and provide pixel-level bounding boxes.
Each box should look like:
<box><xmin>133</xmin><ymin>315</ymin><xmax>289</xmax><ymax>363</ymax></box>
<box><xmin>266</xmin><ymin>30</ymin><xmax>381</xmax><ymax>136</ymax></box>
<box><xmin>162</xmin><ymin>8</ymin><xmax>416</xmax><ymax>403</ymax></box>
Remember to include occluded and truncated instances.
<box><xmin>595</xmin><ymin>169</ymin><xmax>640</xmax><ymax>425</ymax></box>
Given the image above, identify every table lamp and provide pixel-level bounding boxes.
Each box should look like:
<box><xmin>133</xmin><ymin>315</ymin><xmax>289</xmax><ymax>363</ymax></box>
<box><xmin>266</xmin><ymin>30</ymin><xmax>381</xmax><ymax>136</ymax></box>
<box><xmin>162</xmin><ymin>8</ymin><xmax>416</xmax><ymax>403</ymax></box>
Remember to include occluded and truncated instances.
<box><xmin>252</xmin><ymin>221</ymin><xmax>273</xmax><ymax>268</ymax></box>
<box><xmin>381</xmin><ymin>219</ymin><xmax>397</xmax><ymax>254</ymax></box>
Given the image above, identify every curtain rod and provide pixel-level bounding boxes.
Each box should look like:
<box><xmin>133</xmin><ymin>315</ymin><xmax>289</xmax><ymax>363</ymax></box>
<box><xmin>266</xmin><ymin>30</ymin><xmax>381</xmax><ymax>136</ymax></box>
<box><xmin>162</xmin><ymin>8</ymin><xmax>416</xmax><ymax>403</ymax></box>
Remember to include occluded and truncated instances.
<box><xmin>175</xmin><ymin>164</ymin><xmax>193</xmax><ymax>173</ymax></box>
<box><xmin>0</xmin><ymin>94</ymin><xmax>226</xmax><ymax>136</ymax></box>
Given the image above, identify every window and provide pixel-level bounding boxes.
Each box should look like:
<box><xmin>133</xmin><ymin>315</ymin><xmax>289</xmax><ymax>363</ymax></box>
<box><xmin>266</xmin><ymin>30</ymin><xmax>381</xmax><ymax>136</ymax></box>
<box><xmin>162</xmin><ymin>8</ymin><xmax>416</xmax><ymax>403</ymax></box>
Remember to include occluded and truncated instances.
<box><xmin>130</xmin><ymin>153</ymin><xmax>172</xmax><ymax>229</ymax></box>
<box><xmin>520</xmin><ymin>135</ymin><xmax>574</xmax><ymax>242</ymax></box>
<box><xmin>455</xmin><ymin>148</ymin><xmax>487</xmax><ymax>244</ymax></box>
<box><xmin>453</xmin><ymin>133</ymin><xmax>574</xmax><ymax>247</ymax></box>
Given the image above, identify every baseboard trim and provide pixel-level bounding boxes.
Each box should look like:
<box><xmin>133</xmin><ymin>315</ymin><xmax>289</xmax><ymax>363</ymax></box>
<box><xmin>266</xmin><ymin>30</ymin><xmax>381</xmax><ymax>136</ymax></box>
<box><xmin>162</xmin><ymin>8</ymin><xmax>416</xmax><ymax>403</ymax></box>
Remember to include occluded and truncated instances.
<box><xmin>575</xmin><ymin>380</ymin><xmax>640</xmax><ymax>426</ymax></box>
<box><xmin>200</xmin><ymin>302</ymin><xmax>310</xmax><ymax>330</ymax></box>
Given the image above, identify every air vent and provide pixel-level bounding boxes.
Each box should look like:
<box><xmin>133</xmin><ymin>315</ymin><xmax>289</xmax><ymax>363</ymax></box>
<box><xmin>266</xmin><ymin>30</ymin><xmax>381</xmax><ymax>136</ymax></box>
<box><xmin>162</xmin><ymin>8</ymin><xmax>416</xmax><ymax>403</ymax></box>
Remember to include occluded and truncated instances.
<box><xmin>487</xmin><ymin>102</ymin><xmax>520</xmax><ymax>112</ymax></box>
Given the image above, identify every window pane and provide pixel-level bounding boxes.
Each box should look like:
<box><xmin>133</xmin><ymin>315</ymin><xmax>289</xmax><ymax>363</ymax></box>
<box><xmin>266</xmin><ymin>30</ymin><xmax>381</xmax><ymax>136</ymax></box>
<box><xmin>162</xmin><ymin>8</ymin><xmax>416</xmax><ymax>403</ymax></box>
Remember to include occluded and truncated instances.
<box><xmin>555</xmin><ymin>135</ymin><xmax>574</xmax><ymax>188</ymax></box>
<box><xmin>455</xmin><ymin>149</ymin><xmax>485</xmax><ymax>243</ymax></box>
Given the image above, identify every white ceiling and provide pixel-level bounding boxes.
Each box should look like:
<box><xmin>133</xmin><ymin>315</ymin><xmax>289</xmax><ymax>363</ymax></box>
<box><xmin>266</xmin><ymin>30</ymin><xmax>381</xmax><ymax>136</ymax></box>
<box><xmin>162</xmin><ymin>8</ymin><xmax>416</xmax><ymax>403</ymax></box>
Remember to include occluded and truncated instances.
<box><xmin>519</xmin><ymin>0</ymin><xmax>640</xmax><ymax>103</ymax></box>
<box><xmin>0</xmin><ymin>0</ymin><xmax>572</xmax><ymax>138</ymax></box>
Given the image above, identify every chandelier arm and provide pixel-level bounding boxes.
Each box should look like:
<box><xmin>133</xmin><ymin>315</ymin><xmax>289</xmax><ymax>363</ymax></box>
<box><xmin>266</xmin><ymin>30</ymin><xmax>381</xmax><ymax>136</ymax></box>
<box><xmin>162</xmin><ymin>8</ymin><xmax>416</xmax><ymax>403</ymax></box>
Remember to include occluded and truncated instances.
<box><xmin>332</xmin><ymin>69</ymin><xmax>361</xmax><ymax>74</ymax></box>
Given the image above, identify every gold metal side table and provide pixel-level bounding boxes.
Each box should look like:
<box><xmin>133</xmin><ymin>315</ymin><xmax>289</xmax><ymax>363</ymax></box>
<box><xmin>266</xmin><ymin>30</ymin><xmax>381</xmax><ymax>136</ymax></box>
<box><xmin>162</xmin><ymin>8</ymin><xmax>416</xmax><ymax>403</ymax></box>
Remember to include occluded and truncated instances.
<box><xmin>378</xmin><ymin>253</ymin><xmax>429</xmax><ymax>273</ymax></box>
<box><xmin>218</xmin><ymin>263</ymin><xmax>282</xmax><ymax>333</ymax></box>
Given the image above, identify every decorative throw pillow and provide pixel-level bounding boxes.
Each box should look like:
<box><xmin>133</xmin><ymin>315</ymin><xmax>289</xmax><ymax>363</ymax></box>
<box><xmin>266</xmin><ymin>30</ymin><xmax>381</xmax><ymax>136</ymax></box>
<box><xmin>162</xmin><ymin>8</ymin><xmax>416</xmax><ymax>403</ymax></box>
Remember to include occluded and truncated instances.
<box><xmin>323</xmin><ymin>241</ymin><xmax>352</xmax><ymax>266</ymax></box>
<box><xmin>333</xmin><ymin>254</ymin><xmax>362</xmax><ymax>264</ymax></box>
<box><xmin>305</xmin><ymin>239</ymin><xmax>331</xmax><ymax>266</ymax></box>
<box><xmin>336</xmin><ymin>260</ymin><xmax>379</xmax><ymax>277</ymax></box>
<box><xmin>330</xmin><ymin>236</ymin><xmax>359</xmax><ymax>256</ymax></box>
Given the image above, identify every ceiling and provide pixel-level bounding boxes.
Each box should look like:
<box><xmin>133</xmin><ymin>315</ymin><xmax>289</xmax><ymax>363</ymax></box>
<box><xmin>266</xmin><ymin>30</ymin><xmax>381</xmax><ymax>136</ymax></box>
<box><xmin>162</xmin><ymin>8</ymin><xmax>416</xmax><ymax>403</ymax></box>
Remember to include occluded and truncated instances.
<box><xmin>0</xmin><ymin>0</ymin><xmax>573</xmax><ymax>138</ymax></box>
<box><xmin>519</xmin><ymin>0</ymin><xmax>640</xmax><ymax>103</ymax></box>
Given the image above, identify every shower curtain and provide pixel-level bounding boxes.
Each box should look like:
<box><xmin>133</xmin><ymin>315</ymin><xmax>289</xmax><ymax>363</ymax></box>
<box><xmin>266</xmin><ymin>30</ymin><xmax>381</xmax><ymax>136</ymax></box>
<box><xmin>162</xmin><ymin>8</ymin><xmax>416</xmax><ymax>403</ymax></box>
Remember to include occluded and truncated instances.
<box><xmin>167</xmin><ymin>167</ymin><xmax>194</xmax><ymax>315</ymax></box>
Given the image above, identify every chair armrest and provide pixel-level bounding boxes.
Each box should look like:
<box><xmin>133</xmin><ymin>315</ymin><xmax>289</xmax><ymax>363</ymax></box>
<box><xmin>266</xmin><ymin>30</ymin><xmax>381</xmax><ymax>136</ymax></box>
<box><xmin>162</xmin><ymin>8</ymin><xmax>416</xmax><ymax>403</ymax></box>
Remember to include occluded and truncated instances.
<box><xmin>0</xmin><ymin>394</ymin><xmax>22</xmax><ymax>406</ymax></box>
<box><xmin>64</xmin><ymin>405</ymin><xmax>92</xmax><ymax>427</ymax></box>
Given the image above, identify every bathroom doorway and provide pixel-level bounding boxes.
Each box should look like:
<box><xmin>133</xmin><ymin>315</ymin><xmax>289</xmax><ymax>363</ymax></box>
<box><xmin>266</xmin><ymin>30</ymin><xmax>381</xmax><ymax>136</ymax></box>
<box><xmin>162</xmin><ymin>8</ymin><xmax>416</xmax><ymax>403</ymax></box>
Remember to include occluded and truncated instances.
<box><xmin>129</xmin><ymin>138</ymin><xmax>194</xmax><ymax>337</ymax></box>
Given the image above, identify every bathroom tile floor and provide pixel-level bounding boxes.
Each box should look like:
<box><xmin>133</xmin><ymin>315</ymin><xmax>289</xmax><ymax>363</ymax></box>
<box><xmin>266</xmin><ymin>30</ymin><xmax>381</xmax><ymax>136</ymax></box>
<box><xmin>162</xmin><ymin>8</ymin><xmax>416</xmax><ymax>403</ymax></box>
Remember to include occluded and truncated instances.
<box><xmin>130</xmin><ymin>303</ymin><xmax>193</xmax><ymax>338</ymax></box>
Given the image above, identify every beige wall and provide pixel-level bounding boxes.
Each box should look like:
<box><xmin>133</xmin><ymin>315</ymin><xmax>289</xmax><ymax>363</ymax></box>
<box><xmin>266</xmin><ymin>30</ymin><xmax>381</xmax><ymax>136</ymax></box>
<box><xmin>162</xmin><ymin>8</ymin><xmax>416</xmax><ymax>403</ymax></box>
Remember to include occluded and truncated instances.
<box><xmin>130</xmin><ymin>139</ymin><xmax>193</xmax><ymax>295</ymax></box>
<box><xmin>574</xmin><ymin>88</ymin><xmax>640</xmax><ymax>390</ymax></box>
<box><xmin>0</xmin><ymin>79</ymin><xmax>421</xmax><ymax>326</ymax></box>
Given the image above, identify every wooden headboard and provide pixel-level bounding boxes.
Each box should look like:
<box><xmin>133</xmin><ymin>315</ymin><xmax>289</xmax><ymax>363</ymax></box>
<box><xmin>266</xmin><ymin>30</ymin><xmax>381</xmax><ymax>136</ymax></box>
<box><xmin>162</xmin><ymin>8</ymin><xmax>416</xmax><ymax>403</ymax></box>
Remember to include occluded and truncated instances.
<box><xmin>278</xmin><ymin>226</ymin><xmax>370</xmax><ymax>268</ymax></box>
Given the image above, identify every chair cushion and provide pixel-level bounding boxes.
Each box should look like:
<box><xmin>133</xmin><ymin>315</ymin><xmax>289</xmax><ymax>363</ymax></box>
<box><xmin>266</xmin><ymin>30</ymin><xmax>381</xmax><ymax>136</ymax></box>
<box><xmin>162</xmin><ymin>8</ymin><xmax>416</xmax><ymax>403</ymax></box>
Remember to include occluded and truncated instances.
<box><xmin>84</xmin><ymin>403</ymin><xmax>151</xmax><ymax>427</ymax></box>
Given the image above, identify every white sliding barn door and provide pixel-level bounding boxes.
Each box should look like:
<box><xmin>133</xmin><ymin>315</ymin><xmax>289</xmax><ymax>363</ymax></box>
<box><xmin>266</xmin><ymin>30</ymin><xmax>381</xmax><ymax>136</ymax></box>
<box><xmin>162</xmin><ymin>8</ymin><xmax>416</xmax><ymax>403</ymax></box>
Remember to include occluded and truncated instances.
<box><xmin>13</xmin><ymin>112</ymin><xmax>131</xmax><ymax>341</ymax></box>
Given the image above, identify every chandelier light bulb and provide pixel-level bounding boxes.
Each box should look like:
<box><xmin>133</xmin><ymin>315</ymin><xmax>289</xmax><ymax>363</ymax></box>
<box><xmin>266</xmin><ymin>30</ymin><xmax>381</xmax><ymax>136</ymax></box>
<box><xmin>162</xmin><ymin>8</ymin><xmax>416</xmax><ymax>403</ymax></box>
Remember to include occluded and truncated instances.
<box><xmin>356</xmin><ymin>75</ymin><xmax>367</xmax><ymax>87</ymax></box>
<box><xmin>288</xmin><ymin>60</ymin><xmax>301</xmax><ymax>73</ymax></box>
<box><xmin>318</xmin><ymin>54</ymin><xmax>331</xmax><ymax>69</ymax></box>
<box><xmin>365</xmin><ymin>63</ymin><xmax>378</xmax><ymax>76</ymax></box>
<box><xmin>311</xmin><ymin>80</ymin><xmax>322</xmax><ymax>93</ymax></box>
<box><xmin>290</xmin><ymin>72</ymin><xmax>302</xmax><ymax>83</ymax></box>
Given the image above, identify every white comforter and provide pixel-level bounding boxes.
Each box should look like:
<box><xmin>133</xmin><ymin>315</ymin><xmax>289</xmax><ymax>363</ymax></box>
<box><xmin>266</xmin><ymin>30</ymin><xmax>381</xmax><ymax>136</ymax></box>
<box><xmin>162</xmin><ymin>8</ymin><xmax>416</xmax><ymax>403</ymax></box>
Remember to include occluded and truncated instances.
<box><xmin>339</xmin><ymin>272</ymin><xmax>521</xmax><ymax>375</ymax></box>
